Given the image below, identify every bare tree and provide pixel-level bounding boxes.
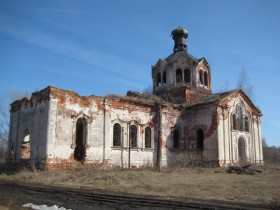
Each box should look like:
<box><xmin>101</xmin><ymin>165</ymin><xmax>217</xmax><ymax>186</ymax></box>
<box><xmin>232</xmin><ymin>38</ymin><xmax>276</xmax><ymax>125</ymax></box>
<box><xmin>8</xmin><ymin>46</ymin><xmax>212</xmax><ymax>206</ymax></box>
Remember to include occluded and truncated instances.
<box><xmin>0</xmin><ymin>90</ymin><xmax>30</xmax><ymax>158</ymax></box>
<box><xmin>237</xmin><ymin>67</ymin><xmax>254</xmax><ymax>100</ymax></box>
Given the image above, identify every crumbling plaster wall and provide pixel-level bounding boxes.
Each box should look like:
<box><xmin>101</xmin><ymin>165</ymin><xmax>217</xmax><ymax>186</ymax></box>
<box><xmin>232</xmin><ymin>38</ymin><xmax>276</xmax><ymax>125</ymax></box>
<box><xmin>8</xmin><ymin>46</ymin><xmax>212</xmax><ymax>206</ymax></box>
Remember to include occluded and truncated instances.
<box><xmin>217</xmin><ymin>92</ymin><xmax>263</xmax><ymax>166</ymax></box>
<box><xmin>46</xmin><ymin>87</ymin><xmax>157</xmax><ymax>168</ymax></box>
<box><xmin>9</xmin><ymin>96</ymin><xmax>50</xmax><ymax>164</ymax></box>
<box><xmin>160</xmin><ymin>103</ymin><xmax>218</xmax><ymax>167</ymax></box>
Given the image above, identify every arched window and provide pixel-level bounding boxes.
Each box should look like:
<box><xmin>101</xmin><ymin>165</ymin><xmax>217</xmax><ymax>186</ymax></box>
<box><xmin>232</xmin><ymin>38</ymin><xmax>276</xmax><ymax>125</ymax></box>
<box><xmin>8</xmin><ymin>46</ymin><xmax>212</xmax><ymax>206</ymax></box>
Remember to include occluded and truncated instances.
<box><xmin>196</xmin><ymin>129</ymin><xmax>204</xmax><ymax>150</ymax></box>
<box><xmin>238</xmin><ymin>137</ymin><xmax>246</xmax><ymax>162</ymax></box>
<box><xmin>21</xmin><ymin>128</ymin><xmax>30</xmax><ymax>159</ymax></box>
<box><xmin>74</xmin><ymin>118</ymin><xmax>87</xmax><ymax>161</ymax></box>
<box><xmin>113</xmin><ymin>123</ymin><xmax>121</xmax><ymax>146</ymax></box>
<box><xmin>232</xmin><ymin>114</ymin><xmax>237</xmax><ymax>130</ymax></box>
<box><xmin>236</xmin><ymin>104</ymin><xmax>244</xmax><ymax>131</ymax></box>
<box><xmin>130</xmin><ymin>125</ymin><xmax>137</xmax><ymax>148</ymax></box>
<box><xmin>204</xmin><ymin>72</ymin><xmax>208</xmax><ymax>86</ymax></box>
<box><xmin>184</xmin><ymin>69</ymin><xmax>190</xmax><ymax>83</ymax></box>
<box><xmin>176</xmin><ymin>69</ymin><xmax>183</xmax><ymax>83</ymax></box>
<box><xmin>199</xmin><ymin>70</ymin><xmax>204</xmax><ymax>84</ymax></box>
<box><xmin>156</xmin><ymin>72</ymin><xmax>161</xmax><ymax>87</ymax></box>
<box><xmin>162</xmin><ymin>71</ymin><xmax>166</xmax><ymax>84</ymax></box>
<box><xmin>145</xmin><ymin>127</ymin><xmax>151</xmax><ymax>148</ymax></box>
<box><xmin>173</xmin><ymin>129</ymin><xmax>179</xmax><ymax>149</ymax></box>
<box><xmin>244</xmin><ymin>116</ymin><xmax>249</xmax><ymax>132</ymax></box>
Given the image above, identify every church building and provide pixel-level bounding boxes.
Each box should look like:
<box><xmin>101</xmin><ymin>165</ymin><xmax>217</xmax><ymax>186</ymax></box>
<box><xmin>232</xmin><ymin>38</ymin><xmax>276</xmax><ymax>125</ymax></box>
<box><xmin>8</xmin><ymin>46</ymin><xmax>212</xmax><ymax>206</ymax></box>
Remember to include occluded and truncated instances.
<box><xmin>7</xmin><ymin>27</ymin><xmax>263</xmax><ymax>169</ymax></box>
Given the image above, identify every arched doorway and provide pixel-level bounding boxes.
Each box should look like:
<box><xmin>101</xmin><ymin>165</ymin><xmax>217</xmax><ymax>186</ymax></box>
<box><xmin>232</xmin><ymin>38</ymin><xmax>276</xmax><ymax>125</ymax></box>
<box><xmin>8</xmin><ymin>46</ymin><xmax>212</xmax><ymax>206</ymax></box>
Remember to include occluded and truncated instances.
<box><xmin>21</xmin><ymin>128</ymin><xmax>30</xmax><ymax>159</ymax></box>
<box><xmin>74</xmin><ymin>118</ymin><xmax>87</xmax><ymax>161</ymax></box>
<box><xmin>238</xmin><ymin>137</ymin><xmax>246</xmax><ymax>162</ymax></box>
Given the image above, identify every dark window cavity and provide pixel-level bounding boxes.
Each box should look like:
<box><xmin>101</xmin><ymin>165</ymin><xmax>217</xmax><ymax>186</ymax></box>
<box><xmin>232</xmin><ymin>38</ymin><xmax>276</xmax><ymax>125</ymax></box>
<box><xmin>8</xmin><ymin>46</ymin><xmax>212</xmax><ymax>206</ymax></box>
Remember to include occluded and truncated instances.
<box><xmin>184</xmin><ymin>69</ymin><xmax>190</xmax><ymax>83</ymax></box>
<box><xmin>74</xmin><ymin>118</ymin><xmax>87</xmax><ymax>161</ymax></box>
<box><xmin>196</xmin><ymin>129</ymin><xmax>204</xmax><ymax>150</ymax></box>
<box><xmin>173</xmin><ymin>129</ymin><xmax>179</xmax><ymax>149</ymax></box>
<box><xmin>176</xmin><ymin>69</ymin><xmax>183</xmax><ymax>83</ymax></box>
<box><xmin>244</xmin><ymin>116</ymin><xmax>249</xmax><ymax>132</ymax></box>
<box><xmin>113</xmin><ymin>123</ymin><xmax>121</xmax><ymax>146</ymax></box>
<box><xmin>232</xmin><ymin>114</ymin><xmax>237</xmax><ymax>130</ymax></box>
<box><xmin>199</xmin><ymin>70</ymin><xmax>204</xmax><ymax>84</ymax></box>
<box><xmin>162</xmin><ymin>71</ymin><xmax>167</xmax><ymax>84</ymax></box>
<box><xmin>156</xmin><ymin>72</ymin><xmax>161</xmax><ymax>87</ymax></box>
<box><xmin>130</xmin><ymin>125</ymin><xmax>137</xmax><ymax>148</ymax></box>
<box><xmin>145</xmin><ymin>127</ymin><xmax>152</xmax><ymax>148</ymax></box>
<box><xmin>204</xmin><ymin>72</ymin><xmax>208</xmax><ymax>86</ymax></box>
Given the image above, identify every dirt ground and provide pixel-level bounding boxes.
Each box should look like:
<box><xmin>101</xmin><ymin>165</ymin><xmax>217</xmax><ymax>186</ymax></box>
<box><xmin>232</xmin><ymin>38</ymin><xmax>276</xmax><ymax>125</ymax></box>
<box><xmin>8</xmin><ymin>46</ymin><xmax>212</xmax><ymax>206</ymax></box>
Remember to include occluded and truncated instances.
<box><xmin>0</xmin><ymin>165</ymin><xmax>280</xmax><ymax>209</ymax></box>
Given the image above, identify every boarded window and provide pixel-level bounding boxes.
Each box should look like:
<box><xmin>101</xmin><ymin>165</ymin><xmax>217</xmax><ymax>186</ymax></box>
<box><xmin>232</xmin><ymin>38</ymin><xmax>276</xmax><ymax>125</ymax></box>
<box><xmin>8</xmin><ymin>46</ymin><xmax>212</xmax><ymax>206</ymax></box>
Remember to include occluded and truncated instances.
<box><xmin>173</xmin><ymin>129</ymin><xmax>179</xmax><ymax>149</ymax></box>
<box><xmin>130</xmin><ymin>125</ymin><xmax>137</xmax><ymax>148</ymax></box>
<box><xmin>156</xmin><ymin>72</ymin><xmax>161</xmax><ymax>87</ymax></box>
<box><xmin>74</xmin><ymin>118</ymin><xmax>86</xmax><ymax>161</ymax></box>
<box><xmin>176</xmin><ymin>69</ymin><xmax>183</xmax><ymax>83</ymax></box>
<box><xmin>196</xmin><ymin>129</ymin><xmax>204</xmax><ymax>150</ymax></box>
<box><xmin>145</xmin><ymin>127</ymin><xmax>151</xmax><ymax>148</ymax></box>
<box><xmin>184</xmin><ymin>69</ymin><xmax>190</xmax><ymax>83</ymax></box>
<box><xmin>162</xmin><ymin>71</ymin><xmax>167</xmax><ymax>84</ymax></box>
<box><xmin>204</xmin><ymin>72</ymin><xmax>208</xmax><ymax>86</ymax></box>
<box><xmin>199</xmin><ymin>70</ymin><xmax>203</xmax><ymax>84</ymax></box>
<box><xmin>113</xmin><ymin>123</ymin><xmax>121</xmax><ymax>146</ymax></box>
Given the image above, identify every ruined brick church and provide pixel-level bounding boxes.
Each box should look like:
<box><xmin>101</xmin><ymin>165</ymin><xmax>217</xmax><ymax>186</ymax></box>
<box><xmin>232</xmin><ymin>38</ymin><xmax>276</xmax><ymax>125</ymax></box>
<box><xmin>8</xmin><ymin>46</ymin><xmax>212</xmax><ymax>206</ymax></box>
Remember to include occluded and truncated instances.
<box><xmin>7</xmin><ymin>27</ymin><xmax>263</xmax><ymax>169</ymax></box>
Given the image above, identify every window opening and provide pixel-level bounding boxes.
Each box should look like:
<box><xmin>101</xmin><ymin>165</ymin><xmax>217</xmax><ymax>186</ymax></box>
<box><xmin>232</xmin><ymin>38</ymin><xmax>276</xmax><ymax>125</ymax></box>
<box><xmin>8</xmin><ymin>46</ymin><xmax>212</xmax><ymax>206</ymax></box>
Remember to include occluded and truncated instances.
<box><xmin>244</xmin><ymin>116</ymin><xmax>249</xmax><ymax>132</ymax></box>
<box><xmin>113</xmin><ymin>123</ymin><xmax>121</xmax><ymax>146</ymax></box>
<box><xmin>145</xmin><ymin>127</ymin><xmax>152</xmax><ymax>148</ymax></box>
<box><xmin>176</xmin><ymin>69</ymin><xmax>183</xmax><ymax>83</ymax></box>
<box><xmin>196</xmin><ymin>129</ymin><xmax>204</xmax><ymax>150</ymax></box>
<box><xmin>237</xmin><ymin>104</ymin><xmax>244</xmax><ymax>131</ymax></box>
<box><xmin>156</xmin><ymin>72</ymin><xmax>161</xmax><ymax>87</ymax></box>
<box><xmin>199</xmin><ymin>70</ymin><xmax>204</xmax><ymax>84</ymax></box>
<box><xmin>204</xmin><ymin>72</ymin><xmax>208</xmax><ymax>86</ymax></box>
<box><xmin>130</xmin><ymin>125</ymin><xmax>137</xmax><ymax>148</ymax></box>
<box><xmin>184</xmin><ymin>69</ymin><xmax>190</xmax><ymax>83</ymax></box>
<box><xmin>173</xmin><ymin>129</ymin><xmax>179</xmax><ymax>149</ymax></box>
<box><xmin>74</xmin><ymin>118</ymin><xmax>86</xmax><ymax>161</ymax></box>
<box><xmin>162</xmin><ymin>71</ymin><xmax>167</xmax><ymax>84</ymax></box>
<box><xmin>232</xmin><ymin>114</ymin><xmax>237</xmax><ymax>130</ymax></box>
<box><xmin>21</xmin><ymin>128</ymin><xmax>30</xmax><ymax>159</ymax></box>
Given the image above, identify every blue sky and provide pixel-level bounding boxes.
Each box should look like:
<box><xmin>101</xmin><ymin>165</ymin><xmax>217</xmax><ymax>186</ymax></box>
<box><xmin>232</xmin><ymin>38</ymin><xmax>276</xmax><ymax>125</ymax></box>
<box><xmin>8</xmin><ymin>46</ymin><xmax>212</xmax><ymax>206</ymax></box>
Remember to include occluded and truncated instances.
<box><xmin>0</xmin><ymin>0</ymin><xmax>279</xmax><ymax>146</ymax></box>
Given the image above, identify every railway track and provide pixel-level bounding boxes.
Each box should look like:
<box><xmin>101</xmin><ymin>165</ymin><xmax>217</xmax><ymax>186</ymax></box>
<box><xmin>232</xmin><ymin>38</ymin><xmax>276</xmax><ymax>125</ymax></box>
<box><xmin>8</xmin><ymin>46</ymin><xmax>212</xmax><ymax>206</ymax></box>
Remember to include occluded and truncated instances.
<box><xmin>0</xmin><ymin>182</ymin><xmax>278</xmax><ymax>210</ymax></box>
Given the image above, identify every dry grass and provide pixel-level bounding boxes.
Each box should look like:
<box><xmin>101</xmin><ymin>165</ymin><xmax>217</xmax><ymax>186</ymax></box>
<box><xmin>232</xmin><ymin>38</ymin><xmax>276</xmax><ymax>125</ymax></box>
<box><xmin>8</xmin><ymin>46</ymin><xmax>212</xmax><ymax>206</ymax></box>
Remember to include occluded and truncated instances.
<box><xmin>1</xmin><ymin>165</ymin><xmax>279</xmax><ymax>206</ymax></box>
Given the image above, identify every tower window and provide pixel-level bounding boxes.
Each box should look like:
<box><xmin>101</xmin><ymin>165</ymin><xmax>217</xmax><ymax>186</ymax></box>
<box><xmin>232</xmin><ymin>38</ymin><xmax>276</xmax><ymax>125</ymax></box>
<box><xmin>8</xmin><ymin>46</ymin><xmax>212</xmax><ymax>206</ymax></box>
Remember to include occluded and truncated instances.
<box><xmin>184</xmin><ymin>69</ymin><xmax>190</xmax><ymax>83</ymax></box>
<box><xmin>204</xmin><ymin>72</ymin><xmax>208</xmax><ymax>86</ymax></box>
<box><xmin>162</xmin><ymin>71</ymin><xmax>166</xmax><ymax>84</ymax></box>
<box><xmin>176</xmin><ymin>69</ymin><xmax>183</xmax><ymax>83</ymax></box>
<box><xmin>113</xmin><ymin>123</ymin><xmax>121</xmax><ymax>146</ymax></box>
<box><xmin>199</xmin><ymin>70</ymin><xmax>203</xmax><ymax>85</ymax></box>
<box><xmin>156</xmin><ymin>72</ymin><xmax>161</xmax><ymax>87</ymax></box>
<box><xmin>173</xmin><ymin>129</ymin><xmax>179</xmax><ymax>149</ymax></box>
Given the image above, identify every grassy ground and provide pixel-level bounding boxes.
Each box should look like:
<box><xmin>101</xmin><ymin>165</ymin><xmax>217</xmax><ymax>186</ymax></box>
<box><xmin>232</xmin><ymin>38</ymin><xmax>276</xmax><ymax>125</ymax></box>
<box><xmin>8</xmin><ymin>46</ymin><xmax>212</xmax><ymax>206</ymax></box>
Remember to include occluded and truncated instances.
<box><xmin>0</xmin><ymin>165</ymin><xmax>279</xmax><ymax>207</ymax></box>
